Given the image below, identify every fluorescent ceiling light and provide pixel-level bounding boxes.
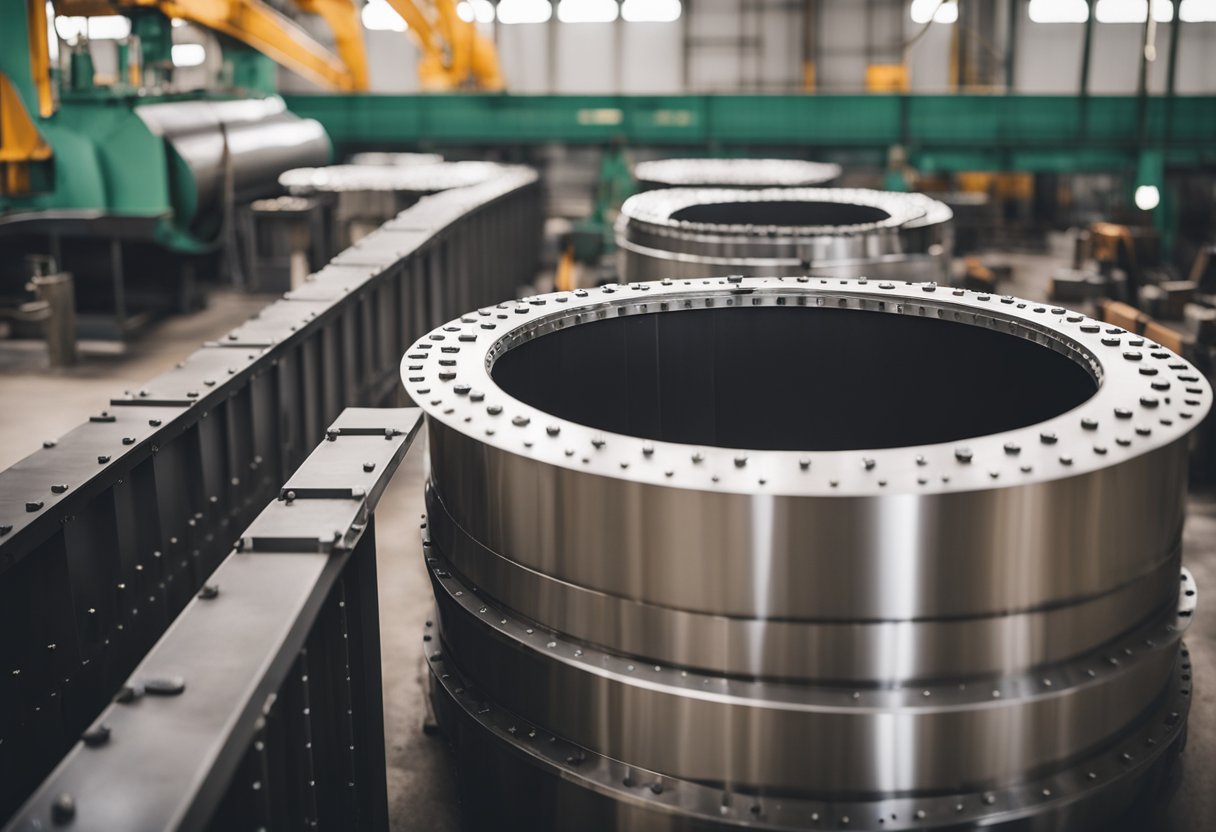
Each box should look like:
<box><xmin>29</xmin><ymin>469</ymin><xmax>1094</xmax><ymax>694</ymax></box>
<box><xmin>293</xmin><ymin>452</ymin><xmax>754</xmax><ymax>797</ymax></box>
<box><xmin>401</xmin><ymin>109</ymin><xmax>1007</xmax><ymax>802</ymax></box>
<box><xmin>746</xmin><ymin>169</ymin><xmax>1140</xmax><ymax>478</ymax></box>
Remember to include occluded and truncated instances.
<box><xmin>910</xmin><ymin>0</ymin><xmax>958</xmax><ymax>24</ymax></box>
<box><xmin>498</xmin><ymin>0</ymin><xmax>553</xmax><ymax>24</ymax></box>
<box><xmin>1029</xmin><ymin>0</ymin><xmax>1089</xmax><ymax>22</ymax></box>
<box><xmin>362</xmin><ymin>0</ymin><xmax>407</xmax><ymax>31</ymax></box>
<box><xmin>622</xmin><ymin>0</ymin><xmax>681</xmax><ymax>21</ymax></box>
<box><xmin>457</xmin><ymin>0</ymin><xmax>495</xmax><ymax>22</ymax></box>
<box><xmin>1180</xmin><ymin>0</ymin><xmax>1216</xmax><ymax>20</ymax></box>
<box><xmin>171</xmin><ymin>43</ymin><xmax>206</xmax><ymax>68</ymax></box>
<box><xmin>1095</xmin><ymin>0</ymin><xmax>1174</xmax><ymax>22</ymax></box>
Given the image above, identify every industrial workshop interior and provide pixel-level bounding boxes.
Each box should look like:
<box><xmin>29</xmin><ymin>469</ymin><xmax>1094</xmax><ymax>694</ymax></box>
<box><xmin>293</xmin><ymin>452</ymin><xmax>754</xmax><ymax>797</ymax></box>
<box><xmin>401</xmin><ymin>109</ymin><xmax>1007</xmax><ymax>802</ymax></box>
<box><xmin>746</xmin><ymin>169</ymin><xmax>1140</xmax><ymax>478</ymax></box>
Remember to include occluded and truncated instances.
<box><xmin>5</xmin><ymin>0</ymin><xmax>1216</xmax><ymax>829</ymax></box>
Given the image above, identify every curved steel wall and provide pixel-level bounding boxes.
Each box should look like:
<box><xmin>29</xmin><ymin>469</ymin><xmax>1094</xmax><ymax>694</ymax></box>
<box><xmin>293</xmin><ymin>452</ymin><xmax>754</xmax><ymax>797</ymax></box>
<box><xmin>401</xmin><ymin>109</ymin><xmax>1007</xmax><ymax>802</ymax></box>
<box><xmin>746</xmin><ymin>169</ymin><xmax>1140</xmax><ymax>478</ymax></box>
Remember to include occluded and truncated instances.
<box><xmin>617</xmin><ymin>188</ymin><xmax>954</xmax><ymax>282</ymax></box>
<box><xmin>408</xmin><ymin>277</ymin><xmax>1209</xmax><ymax>830</ymax></box>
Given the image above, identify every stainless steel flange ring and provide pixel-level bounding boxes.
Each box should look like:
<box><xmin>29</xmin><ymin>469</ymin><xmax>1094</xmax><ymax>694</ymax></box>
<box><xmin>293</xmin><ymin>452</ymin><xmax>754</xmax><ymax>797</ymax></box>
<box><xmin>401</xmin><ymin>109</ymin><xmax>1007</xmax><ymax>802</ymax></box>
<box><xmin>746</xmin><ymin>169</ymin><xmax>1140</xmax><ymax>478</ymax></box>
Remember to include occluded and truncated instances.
<box><xmin>616</xmin><ymin>189</ymin><xmax>954</xmax><ymax>282</ymax></box>
<box><xmin>405</xmin><ymin>277</ymin><xmax>1210</xmax><ymax>829</ymax></box>
<box><xmin>634</xmin><ymin>158</ymin><xmax>842</xmax><ymax>190</ymax></box>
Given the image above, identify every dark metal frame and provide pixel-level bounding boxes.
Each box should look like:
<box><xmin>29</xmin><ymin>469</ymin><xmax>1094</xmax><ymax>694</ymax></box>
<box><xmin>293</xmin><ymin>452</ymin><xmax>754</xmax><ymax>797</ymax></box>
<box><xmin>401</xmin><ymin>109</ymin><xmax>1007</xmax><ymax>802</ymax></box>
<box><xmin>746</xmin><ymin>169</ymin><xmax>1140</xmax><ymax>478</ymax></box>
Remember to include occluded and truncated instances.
<box><xmin>0</xmin><ymin>167</ymin><xmax>542</xmax><ymax>822</ymax></box>
<box><xmin>5</xmin><ymin>406</ymin><xmax>422</xmax><ymax>831</ymax></box>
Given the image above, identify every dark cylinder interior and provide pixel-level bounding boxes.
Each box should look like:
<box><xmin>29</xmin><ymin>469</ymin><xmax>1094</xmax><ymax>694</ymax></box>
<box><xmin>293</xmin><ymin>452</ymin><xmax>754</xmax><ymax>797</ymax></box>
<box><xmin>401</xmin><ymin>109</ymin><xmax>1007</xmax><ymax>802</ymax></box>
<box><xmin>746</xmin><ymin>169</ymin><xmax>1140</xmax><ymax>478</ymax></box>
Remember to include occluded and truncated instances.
<box><xmin>670</xmin><ymin>200</ymin><xmax>892</xmax><ymax>227</ymax></box>
<box><xmin>492</xmin><ymin>306</ymin><xmax>1097</xmax><ymax>451</ymax></box>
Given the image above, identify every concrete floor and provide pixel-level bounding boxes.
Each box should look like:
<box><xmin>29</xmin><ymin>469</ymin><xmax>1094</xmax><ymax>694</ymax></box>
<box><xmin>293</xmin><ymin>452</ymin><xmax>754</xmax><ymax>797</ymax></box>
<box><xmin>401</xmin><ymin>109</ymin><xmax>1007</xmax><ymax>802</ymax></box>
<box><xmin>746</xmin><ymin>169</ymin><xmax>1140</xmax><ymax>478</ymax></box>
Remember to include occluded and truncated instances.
<box><xmin>0</xmin><ymin>276</ymin><xmax>1213</xmax><ymax>831</ymax></box>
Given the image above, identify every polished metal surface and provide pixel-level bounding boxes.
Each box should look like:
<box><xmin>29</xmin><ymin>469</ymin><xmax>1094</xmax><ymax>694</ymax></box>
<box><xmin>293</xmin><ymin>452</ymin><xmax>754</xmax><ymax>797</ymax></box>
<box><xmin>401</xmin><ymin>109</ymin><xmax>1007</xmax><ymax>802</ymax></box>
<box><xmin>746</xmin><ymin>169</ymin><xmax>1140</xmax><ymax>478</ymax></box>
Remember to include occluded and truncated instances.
<box><xmin>135</xmin><ymin>97</ymin><xmax>331</xmax><ymax>232</ymax></box>
<box><xmin>408</xmin><ymin>278</ymin><xmax>1211</xmax><ymax>830</ymax></box>
<box><xmin>634</xmin><ymin>157</ymin><xmax>841</xmax><ymax>190</ymax></box>
<box><xmin>616</xmin><ymin>188</ymin><xmax>954</xmax><ymax>282</ymax></box>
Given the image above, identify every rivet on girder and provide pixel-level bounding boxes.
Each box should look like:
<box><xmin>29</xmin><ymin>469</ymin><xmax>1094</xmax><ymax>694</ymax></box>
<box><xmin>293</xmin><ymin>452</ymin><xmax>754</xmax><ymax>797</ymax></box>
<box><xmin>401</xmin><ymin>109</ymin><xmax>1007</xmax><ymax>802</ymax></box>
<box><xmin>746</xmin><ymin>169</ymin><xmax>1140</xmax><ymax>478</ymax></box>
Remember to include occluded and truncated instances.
<box><xmin>51</xmin><ymin>792</ymin><xmax>75</xmax><ymax>825</ymax></box>
<box><xmin>81</xmin><ymin>723</ymin><xmax>111</xmax><ymax>747</ymax></box>
<box><xmin>143</xmin><ymin>676</ymin><xmax>186</xmax><ymax>696</ymax></box>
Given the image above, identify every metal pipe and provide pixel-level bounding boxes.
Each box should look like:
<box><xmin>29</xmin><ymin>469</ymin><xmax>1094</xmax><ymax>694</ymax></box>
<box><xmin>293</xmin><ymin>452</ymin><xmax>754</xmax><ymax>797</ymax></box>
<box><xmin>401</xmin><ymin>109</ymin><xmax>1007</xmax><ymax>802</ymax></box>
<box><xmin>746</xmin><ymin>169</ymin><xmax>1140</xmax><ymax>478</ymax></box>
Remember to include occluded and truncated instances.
<box><xmin>1005</xmin><ymin>0</ymin><xmax>1018</xmax><ymax>91</ymax></box>
<box><xmin>1166</xmin><ymin>0</ymin><xmax>1182</xmax><ymax>144</ymax></box>
<box><xmin>1080</xmin><ymin>0</ymin><xmax>1096</xmax><ymax>112</ymax></box>
<box><xmin>411</xmin><ymin>277</ymin><xmax>1210</xmax><ymax>831</ymax></box>
<box><xmin>30</xmin><ymin>270</ymin><xmax>77</xmax><ymax>367</ymax></box>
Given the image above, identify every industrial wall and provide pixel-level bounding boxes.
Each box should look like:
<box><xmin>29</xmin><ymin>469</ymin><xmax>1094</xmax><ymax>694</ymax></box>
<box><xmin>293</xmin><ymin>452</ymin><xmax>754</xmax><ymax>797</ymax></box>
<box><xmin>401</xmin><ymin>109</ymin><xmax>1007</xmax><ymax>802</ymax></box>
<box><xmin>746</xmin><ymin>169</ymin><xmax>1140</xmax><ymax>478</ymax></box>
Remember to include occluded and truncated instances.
<box><xmin>341</xmin><ymin>0</ymin><xmax>1216</xmax><ymax>95</ymax></box>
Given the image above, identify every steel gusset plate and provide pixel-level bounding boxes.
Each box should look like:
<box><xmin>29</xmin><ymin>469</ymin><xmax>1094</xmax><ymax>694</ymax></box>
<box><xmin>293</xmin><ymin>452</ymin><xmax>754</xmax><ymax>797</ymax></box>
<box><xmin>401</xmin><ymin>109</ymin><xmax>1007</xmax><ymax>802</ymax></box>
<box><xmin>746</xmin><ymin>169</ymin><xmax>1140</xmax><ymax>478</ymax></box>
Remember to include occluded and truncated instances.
<box><xmin>616</xmin><ymin>188</ymin><xmax>954</xmax><ymax>283</ymax></box>
<box><xmin>405</xmin><ymin>277</ymin><xmax>1212</xmax><ymax>830</ymax></box>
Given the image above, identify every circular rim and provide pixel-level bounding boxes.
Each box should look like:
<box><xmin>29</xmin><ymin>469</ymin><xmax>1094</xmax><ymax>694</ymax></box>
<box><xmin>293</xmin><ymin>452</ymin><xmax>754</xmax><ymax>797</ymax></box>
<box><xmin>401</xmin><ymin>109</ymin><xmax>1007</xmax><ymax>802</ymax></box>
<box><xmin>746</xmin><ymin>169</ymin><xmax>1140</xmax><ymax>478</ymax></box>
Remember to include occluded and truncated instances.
<box><xmin>619</xmin><ymin>188</ymin><xmax>944</xmax><ymax>238</ymax></box>
<box><xmin>633</xmin><ymin>158</ymin><xmax>842</xmax><ymax>189</ymax></box>
<box><xmin>403</xmin><ymin>277</ymin><xmax>1212</xmax><ymax>499</ymax></box>
<box><xmin>426</xmin><ymin>484</ymin><xmax>1182</xmax><ymax>682</ymax></box>
<box><xmin>279</xmin><ymin>160</ymin><xmax>505</xmax><ymax>194</ymax></box>
<box><xmin>428</xmin><ymin>637</ymin><xmax>1193</xmax><ymax>831</ymax></box>
<box><xmin>426</xmin><ymin>528</ymin><xmax>1196</xmax><ymax>795</ymax></box>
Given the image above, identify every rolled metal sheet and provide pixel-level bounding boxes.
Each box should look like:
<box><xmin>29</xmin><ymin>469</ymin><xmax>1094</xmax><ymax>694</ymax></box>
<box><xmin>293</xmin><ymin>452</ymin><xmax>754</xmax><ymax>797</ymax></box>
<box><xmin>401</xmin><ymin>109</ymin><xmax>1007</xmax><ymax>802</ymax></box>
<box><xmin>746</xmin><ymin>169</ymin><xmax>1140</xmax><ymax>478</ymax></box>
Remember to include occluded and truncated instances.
<box><xmin>407</xmin><ymin>277</ymin><xmax>1210</xmax><ymax>830</ymax></box>
<box><xmin>634</xmin><ymin>157</ymin><xmax>842</xmax><ymax>190</ymax></box>
<box><xmin>616</xmin><ymin>188</ymin><xmax>954</xmax><ymax>282</ymax></box>
<box><xmin>135</xmin><ymin>97</ymin><xmax>331</xmax><ymax>234</ymax></box>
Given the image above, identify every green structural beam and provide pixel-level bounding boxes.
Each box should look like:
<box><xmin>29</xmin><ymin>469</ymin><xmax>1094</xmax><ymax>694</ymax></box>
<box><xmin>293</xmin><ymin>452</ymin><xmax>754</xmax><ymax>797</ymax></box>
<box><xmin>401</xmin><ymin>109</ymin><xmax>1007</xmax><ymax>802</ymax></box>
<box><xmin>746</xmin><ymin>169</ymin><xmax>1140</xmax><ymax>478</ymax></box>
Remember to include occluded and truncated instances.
<box><xmin>284</xmin><ymin>93</ymin><xmax>1216</xmax><ymax>173</ymax></box>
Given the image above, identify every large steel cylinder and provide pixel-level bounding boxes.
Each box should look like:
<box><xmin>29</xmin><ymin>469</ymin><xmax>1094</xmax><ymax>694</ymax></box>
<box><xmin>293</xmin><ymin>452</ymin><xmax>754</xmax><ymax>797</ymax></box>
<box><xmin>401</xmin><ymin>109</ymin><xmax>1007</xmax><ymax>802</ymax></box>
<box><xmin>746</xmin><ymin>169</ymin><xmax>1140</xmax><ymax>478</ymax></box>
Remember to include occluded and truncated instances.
<box><xmin>617</xmin><ymin>188</ymin><xmax>954</xmax><ymax>283</ymax></box>
<box><xmin>408</xmin><ymin>277</ymin><xmax>1209</xmax><ymax>831</ymax></box>
<box><xmin>634</xmin><ymin>158</ymin><xmax>841</xmax><ymax>190</ymax></box>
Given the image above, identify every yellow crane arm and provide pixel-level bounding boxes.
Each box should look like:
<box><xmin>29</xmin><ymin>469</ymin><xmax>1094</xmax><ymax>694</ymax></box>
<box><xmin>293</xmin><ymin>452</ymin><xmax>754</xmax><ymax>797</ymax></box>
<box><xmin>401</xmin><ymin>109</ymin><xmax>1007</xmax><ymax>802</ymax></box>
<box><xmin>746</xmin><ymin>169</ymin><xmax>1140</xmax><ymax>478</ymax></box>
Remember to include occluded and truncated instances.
<box><xmin>291</xmin><ymin>0</ymin><xmax>369</xmax><ymax>89</ymax></box>
<box><xmin>157</xmin><ymin>0</ymin><xmax>358</xmax><ymax>90</ymax></box>
<box><xmin>384</xmin><ymin>0</ymin><xmax>504</xmax><ymax>91</ymax></box>
<box><xmin>64</xmin><ymin>0</ymin><xmax>361</xmax><ymax>90</ymax></box>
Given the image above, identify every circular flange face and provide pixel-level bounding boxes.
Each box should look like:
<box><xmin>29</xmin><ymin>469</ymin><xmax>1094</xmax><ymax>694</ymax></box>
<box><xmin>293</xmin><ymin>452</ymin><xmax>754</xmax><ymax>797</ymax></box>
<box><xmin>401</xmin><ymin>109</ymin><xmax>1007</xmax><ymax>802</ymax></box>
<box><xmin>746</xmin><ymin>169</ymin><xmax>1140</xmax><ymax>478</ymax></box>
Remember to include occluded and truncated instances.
<box><xmin>619</xmin><ymin>188</ymin><xmax>947</xmax><ymax>239</ymax></box>
<box><xmin>634</xmin><ymin>157</ymin><xmax>842</xmax><ymax>189</ymax></box>
<box><xmin>403</xmin><ymin>277</ymin><xmax>1211</xmax><ymax>498</ymax></box>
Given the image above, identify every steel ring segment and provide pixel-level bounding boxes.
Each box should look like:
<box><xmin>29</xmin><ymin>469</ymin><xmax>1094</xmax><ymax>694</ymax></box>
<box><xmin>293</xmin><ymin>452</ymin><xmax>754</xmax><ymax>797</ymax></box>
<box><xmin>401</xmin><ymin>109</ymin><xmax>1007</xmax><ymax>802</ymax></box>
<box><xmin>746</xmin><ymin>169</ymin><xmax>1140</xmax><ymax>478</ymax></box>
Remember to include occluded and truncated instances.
<box><xmin>427</xmin><ymin>543</ymin><xmax>1196</xmax><ymax>796</ymax></box>
<box><xmin>279</xmin><ymin>160</ymin><xmax>506</xmax><ymax>194</ymax></box>
<box><xmin>426</xmin><ymin>635</ymin><xmax>1194</xmax><ymax>831</ymax></box>
<box><xmin>633</xmin><ymin>158</ymin><xmax>843</xmax><ymax>190</ymax></box>
<box><xmin>615</xmin><ymin>189</ymin><xmax>953</xmax><ymax>281</ymax></box>
<box><xmin>426</xmin><ymin>485</ymin><xmax>1182</xmax><ymax>684</ymax></box>
<box><xmin>405</xmin><ymin>280</ymin><xmax>1209</xmax><ymax>623</ymax></box>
